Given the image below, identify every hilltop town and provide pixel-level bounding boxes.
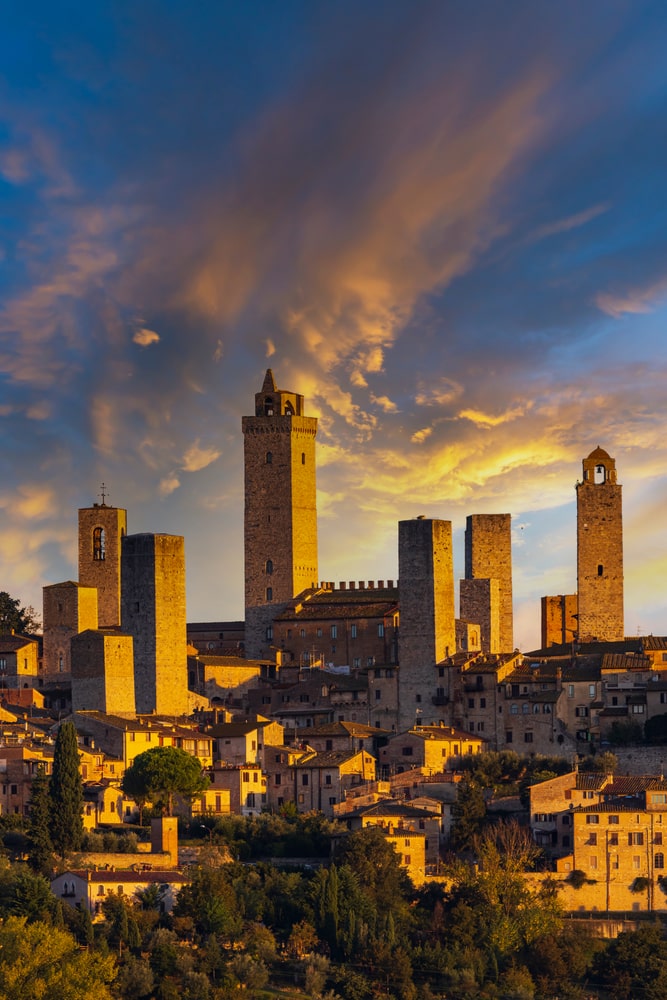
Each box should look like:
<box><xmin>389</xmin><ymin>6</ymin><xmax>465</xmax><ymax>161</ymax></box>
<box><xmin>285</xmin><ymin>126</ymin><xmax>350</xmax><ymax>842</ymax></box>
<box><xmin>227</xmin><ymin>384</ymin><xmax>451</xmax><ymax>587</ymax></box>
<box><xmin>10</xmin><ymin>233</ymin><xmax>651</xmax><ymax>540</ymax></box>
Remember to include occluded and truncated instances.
<box><xmin>2</xmin><ymin>369</ymin><xmax>667</xmax><ymax>997</ymax></box>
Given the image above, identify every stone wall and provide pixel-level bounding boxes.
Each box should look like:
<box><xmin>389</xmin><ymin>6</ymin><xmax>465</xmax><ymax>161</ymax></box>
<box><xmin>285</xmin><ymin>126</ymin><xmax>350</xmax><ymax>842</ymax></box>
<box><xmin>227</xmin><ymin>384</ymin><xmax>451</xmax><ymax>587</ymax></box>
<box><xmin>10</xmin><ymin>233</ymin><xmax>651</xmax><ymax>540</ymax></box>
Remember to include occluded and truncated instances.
<box><xmin>464</xmin><ymin>514</ymin><xmax>513</xmax><ymax>652</ymax></box>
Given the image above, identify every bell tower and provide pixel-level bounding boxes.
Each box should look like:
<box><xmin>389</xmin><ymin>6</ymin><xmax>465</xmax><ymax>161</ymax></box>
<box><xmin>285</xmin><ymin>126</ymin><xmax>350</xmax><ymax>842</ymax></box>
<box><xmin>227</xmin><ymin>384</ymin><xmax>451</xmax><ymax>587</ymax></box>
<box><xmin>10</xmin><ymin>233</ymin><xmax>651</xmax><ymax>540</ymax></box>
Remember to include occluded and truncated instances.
<box><xmin>242</xmin><ymin>369</ymin><xmax>318</xmax><ymax>658</ymax></box>
<box><xmin>78</xmin><ymin>490</ymin><xmax>127</xmax><ymax>628</ymax></box>
<box><xmin>576</xmin><ymin>446</ymin><xmax>624</xmax><ymax>642</ymax></box>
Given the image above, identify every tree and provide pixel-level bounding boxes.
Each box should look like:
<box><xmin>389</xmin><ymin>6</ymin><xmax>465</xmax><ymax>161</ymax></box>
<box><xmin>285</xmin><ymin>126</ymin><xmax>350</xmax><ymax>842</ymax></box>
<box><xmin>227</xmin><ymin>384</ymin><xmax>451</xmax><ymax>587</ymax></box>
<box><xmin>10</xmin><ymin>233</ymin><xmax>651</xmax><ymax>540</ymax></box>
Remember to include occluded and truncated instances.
<box><xmin>27</xmin><ymin>765</ymin><xmax>53</xmax><ymax>874</ymax></box>
<box><xmin>49</xmin><ymin>722</ymin><xmax>84</xmax><ymax>855</ymax></box>
<box><xmin>450</xmin><ymin>778</ymin><xmax>487</xmax><ymax>850</ymax></box>
<box><xmin>0</xmin><ymin>916</ymin><xmax>116</xmax><ymax>1000</ymax></box>
<box><xmin>593</xmin><ymin>922</ymin><xmax>667</xmax><ymax>1000</ymax></box>
<box><xmin>121</xmin><ymin>746</ymin><xmax>209</xmax><ymax>817</ymax></box>
<box><xmin>0</xmin><ymin>592</ymin><xmax>41</xmax><ymax>635</ymax></box>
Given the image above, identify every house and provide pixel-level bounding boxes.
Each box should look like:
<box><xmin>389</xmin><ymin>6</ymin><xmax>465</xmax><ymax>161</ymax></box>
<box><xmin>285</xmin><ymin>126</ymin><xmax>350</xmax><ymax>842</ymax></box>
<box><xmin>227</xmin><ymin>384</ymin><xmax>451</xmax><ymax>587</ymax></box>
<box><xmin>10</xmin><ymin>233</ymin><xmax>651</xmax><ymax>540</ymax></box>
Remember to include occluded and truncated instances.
<box><xmin>207</xmin><ymin>764</ymin><xmax>266</xmax><ymax>815</ymax></box>
<box><xmin>51</xmin><ymin>868</ymin><xmax>189</xmax><ymax>918</ymax></box>
<box><xmin>0</xmin><ymin>633</ymin><xmax>41</xmax><ymax>693</ymax></box>
<box><xmin>341</xmin><ymin>800</ymin><xmax>443</xmax><ymax>866</ymax></box>
<box><xmin>380</xmin><ymin>724</ymin><xmax>485</xmax><ymax>775</ymax></box>
<box><xmin>264</xmin><ymin>745</ymin><xmax>376</xmax><ymax>818</ymax></box>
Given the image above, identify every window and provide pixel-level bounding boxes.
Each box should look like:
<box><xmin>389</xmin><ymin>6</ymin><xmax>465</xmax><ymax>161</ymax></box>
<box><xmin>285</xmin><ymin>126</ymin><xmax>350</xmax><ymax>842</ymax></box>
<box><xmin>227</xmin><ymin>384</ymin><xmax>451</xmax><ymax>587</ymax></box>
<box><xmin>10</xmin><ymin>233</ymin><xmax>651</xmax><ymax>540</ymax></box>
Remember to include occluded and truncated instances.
<box><xmin>351</xmin><ymin>624</ymin><xmax>357</xmax><ymax>639</ymax></box>
<box><xmin>266</xmin><ymin>451</ymin><xmax>272</xmax><ymax>464</ymax></box>
<box><xmin>378</xmin><ymin>623</ymin><xmax>384</xmax><ymax>637</ymax></box>
<box><xmin>300</xmin><ymin>628</ymin><xmax>306</xmax><ymax>638</ymax></box>
<box><xmin>656</xmin><ymin>853</ymin><xmax>665</xmax><ymax>870</ymax></box>
<box><xmin>609</xmin><ymin>832</ymin><xmax>618</xmax><ymax>846</ymax></box>
<box><xmin>510</xmin><ymin>704</ymin><xmax>518</xmax><ymax>715</ymax></box>
<box><xmin>415</xmin><ymin>693</ymin><xmax>422</xmax><ymax>703</ymax></box>
<box><xmin>576</xmin><ymin>706</ymin><xmax>589</xmax><ymax>718</ymax></box>
<box><xmin>480</xmin><ymin>698</ymin><xmax>486</xmax><ymax>708</ymax></box>
<box><xmin>404</xmin><ymin>855</ymin><xmax>411</xmax><ymax>864</ymax></box>
<box><xmin>633</xmin><ymin>856</ymin><xmax>641</xmax><ymax>870</ymax></box>
<box><xmin>301</xmin><ymin>452</ymin><xmax>306</xmax><ymax>465</ymax></box>
<box><xmin>93</xmin><ymin>526</ymin><xmax>106</xmax><ymax>561</ymax></box>
<box><xmin>375</xmin><ymin>690</ymin><xmax>381</xmax><ymax>700</ymax></box>
<box><xmin>243</xmin><ymin>772</ymin><xmax>249</xmax><ymax>783</ymax></box>
<box><xmin>302</xmin><ymin>774</ymin><xmax>309</xmax><ymax>786</ymax></box>
<box><xmin>266</xmin><ymin>626</ymin><xmax>273</xmax><ymax>640</ymax></box>
<box><xmin>589</xmin><ymin>833</ymin><xmax>597</xmax><ymax>845</ymax></box>
<box><xmin>568</xmin><ymin>684</ymin><xmax>574</xmax><ymax>698</ymax></box>
<box><xmin>589</xmin><ymin>856</ymin><xmax>598</xmax><ymax>870</ymax></box>
<box><xmin>632</xmin><ymin>704</ymin><xmax>645</xmax><ymax>714</ymax></box>
<box><xmin>524</xmin><ymin>732</ymin><xmax>533</xmax><ymax>743</ymax></box>
<box><xmin>331</xmin><ymin>625</ymin><xmax>337</xmax><ymax>639</ymax></box>
<box><xmin>506</xmin><ymin>731</ymin><xmax>513</xmax><ymax>743</ymax></box>
<box><xmin>608</xmin><ymin>815</ymin><xmax>619</xmax><ymax>824</ymax></box>
<box><xmin>402</xmin><ymin>747</ymin><xmax>413</xmax><ymax>756</ymax></box>
<box><xmin>477</xmin><ymin>722</ymin><xmax>484</xmax><ymax>732</ymax></box>
<box><xmin>274</xmin><ymin>775</ymin><xmax>281</xmax><ymax>786</ymax></box>
<box><xmin>597</xmin><ymin>564</ymin><xmax>603</xmax><ymax>576</ymax></box>
<box><xmin>522</xmin><ymin>703</ymin><xmax>530</xmax><ymax>714</ymax></box>
<box><xmin>589</xmin><ymin>684</ymin><xmax>596</xmax><ymax>698</ymax></box>
<box><xmin>468</xmin><ymin>698</ymin><xmax>475</xmax><ymax>709</ymax></box>
<box><xmin>354</xmin><ymin>658</ymin><xmax>361</xmax><ymax>669</ymax></box>
<box><xmin>629</xmin><ymin>833</ymin><xmax>644</xmax><ymax>846</ymax></box>
<box><xmin>266</xmin><ymin>587</ymin><xmax>273</xmax><ymax>602</ymax></box>
<box><xmin>656</xmin><ymin>832</ymin><xmax>664</xmax><ymax>845</ymax></box>
<box><xmin>325</xmin><ymin>775</ymin><xmax>332</xmax><ymax>785</ymax></box>
<box><xmin>586</xmin><ymin>815</ymin><xmax>599</xmax><ymax>824</ymax></box>
<box><xmin>317</xmin><ymin>628</ymin><xmax>322</xmax><ymax>638</ymax></box>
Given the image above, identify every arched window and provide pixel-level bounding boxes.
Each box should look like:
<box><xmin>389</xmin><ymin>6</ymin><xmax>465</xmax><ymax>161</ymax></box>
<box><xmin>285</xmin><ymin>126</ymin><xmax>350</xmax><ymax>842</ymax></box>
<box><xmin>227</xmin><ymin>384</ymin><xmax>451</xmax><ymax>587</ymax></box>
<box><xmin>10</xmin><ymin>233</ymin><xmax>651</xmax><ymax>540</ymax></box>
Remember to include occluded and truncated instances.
<box><xmin>93</xmin><ymin>527</ymin><xmax>106</xmax><ymax>561</ymax></box>
<box><xmin>264</xmin><ymin>398</ymin><xmax>274</xmax><ymax>416</ymax></box>
<box><xmin>266</xmin><ymin>559</ymin><xmax>273</xmax><ymax>575</ymax></box>
<box><xmin>594</xmin><ymin>464</ymin><xmax>606</xmax><ymax>484</ymax></box>
<box><xmin>266</xmin><ymin>451</ymin><xmax>272</xmax><ymax>464</ymax></box>
<box><xmin>266</xmin><ymin>587</ymin><xmax>273</xmax><ymax>602</ymax></box>
<box><xmin>284</xmin><ymin>401</ymin><xmax>294</xmax><ymax>416</ymax></box>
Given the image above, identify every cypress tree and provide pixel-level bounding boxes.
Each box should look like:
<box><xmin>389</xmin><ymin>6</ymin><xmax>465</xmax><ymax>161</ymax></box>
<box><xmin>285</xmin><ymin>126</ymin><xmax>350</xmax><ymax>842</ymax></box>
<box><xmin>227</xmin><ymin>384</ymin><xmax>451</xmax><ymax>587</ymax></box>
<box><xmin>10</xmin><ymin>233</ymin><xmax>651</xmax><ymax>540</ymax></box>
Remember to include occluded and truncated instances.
<box><xmin>49</xmin><ymin>721</ymin><xmax>84</xmax><ymax>856</ymax></box>
<box><xmin>27</xmin><ymin>765</ymin><xmax>54</xmax><ymax>874</ymax></box>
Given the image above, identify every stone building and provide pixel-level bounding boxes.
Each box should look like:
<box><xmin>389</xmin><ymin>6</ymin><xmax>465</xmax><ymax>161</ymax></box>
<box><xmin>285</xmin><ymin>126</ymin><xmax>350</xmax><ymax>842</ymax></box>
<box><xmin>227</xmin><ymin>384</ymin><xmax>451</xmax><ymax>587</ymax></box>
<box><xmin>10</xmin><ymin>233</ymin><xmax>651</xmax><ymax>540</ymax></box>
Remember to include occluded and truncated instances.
<box><xmin>243</xmin><ymin>369</ymin><xmax>318</xmax><ymax>659</ymax></box>
<box><xmin>121</xmin><ymin>533</ymin><xmax>190</xmax><ymax>716</ymax></box>
<box><xmin>71</xmin><ymin>628</ymin><xmax>135</xmax><ymax>716</ymax></box>
<box><xmin>460</xmin><ymin>513</ymin><xmax>513</xmax><ymax>653</ymax></box>
<box><xmin>576</xmin><ymin>446</ymin><xmax>624</xmax><ymax>642</ymax></box>
<box><xmin>397</xmin><ymin>517</ymin><xmax>455</xmax><ymax>733</ymax></box>
<box><xmin>0</xmin><ymin>633</ymin><xmax>40</xmax><ymax>693</ymax></box>
<box><xmin>78</xmin><ymin>500</ymin><xmax>127</xmax><ymax>628</ymax></box>
<box><xmin>541</xmin><ymin>594</ymin><xmax>578</xmax><ymax>649</ymax></box>
<box><xmin>42</xmin><ymin>581</ymin><xmax>98</xmax><ymax>683</ymax></box>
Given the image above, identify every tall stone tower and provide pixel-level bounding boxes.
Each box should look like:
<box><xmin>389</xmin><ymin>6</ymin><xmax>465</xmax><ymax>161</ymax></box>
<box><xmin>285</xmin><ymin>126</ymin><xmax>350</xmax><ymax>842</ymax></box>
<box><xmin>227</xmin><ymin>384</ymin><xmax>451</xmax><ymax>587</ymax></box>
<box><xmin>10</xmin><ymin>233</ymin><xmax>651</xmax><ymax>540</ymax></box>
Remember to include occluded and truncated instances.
<box><xmin>576</xmin><ymin>446</ymin><xmax>624</xmax><ymax>641</ymax></box>
<box><xmin>78</xmin><ymin>499</ymin><xmax>127</xmax><ymax>628</ymax></box>
<box><xmin>243</xmin><ymin>369</ymin><xmax>318</xmax><ymax>658</ymax></box>
<box><xmin>42</xmin><ymin>582</ymin><xmax>98</xmax><ymax>683</ymax></box>
<box><xmin>121</xmin><ymin>533</ymin><xmax>189</xmax><ymax>715</ymax></box>
<box><xmin>397</xmin><ymin>518</ymin><xmax>455</xmax><ymax>733</ymax></box>
<box><xmin>461</xmin><ymin>513</ymin><xmax>513</xmax><ymax>653</ymax></box>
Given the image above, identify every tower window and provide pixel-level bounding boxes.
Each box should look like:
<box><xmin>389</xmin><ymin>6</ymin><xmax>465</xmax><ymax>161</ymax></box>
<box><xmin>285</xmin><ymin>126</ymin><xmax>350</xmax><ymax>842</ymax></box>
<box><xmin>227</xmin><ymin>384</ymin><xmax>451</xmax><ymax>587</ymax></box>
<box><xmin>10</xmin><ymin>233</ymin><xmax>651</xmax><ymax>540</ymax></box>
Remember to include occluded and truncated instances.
<box><xmin>594</xmin><ymin>464</ymin><xmax>605</xmax><ymax>484</ymax></box>
<box><xmin>264</xmin><ymin>398</ymin><xmax>274</xmax><ymax>416</ymax></box>
<box><xmin>598</xmin><ymin>564</ymin><xmax>603</xmax><ymax>577</ymax></box>
<box><xmin>266</xmin><ymin>559</ymin><xmax>273</xmax><ymax>575</ymax></box>
<box><xmin>301</xmin><ymin>452</ymin><xmax>305</xmax><ymax>465</ymax></box>
<box><xmin>93</xmin><ymin>527</ymin><xmax>106</xmax><ymax>561</ymax></box>
<box><xmin>266</xmin><ymin>587</ymin><xmax>273</xmax><ymax>602</ymax></box>
<box><xmin>266</xmin><ymin>626</ymin><xmax>273</xmax><ymax>641</ymax></box>
<box><xmin>266</xmin><ymin>451</ymin><xmax>272</xmax><ymax>464</ymax></box>
<box><xmin>284</xmin><ymin>402</ymin><xmax>294</xmax><ymax>416</ymax></box>
<box><xmin>331</xmin><ymin>625</ymin><xmax>337</xmax><ymax>639</ymax></box>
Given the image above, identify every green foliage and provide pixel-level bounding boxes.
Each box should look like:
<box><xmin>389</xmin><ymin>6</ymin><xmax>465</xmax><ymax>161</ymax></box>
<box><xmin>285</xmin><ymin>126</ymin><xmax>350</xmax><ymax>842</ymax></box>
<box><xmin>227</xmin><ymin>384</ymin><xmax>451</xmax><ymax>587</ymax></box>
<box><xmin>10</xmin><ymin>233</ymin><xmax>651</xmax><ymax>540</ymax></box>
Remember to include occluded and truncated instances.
<box><xmin>173</xmin><ymin>866</ymin><xmax>242</xmax><ymax>939</ymax></box>
<box><xmin>0</xmin><ymin>862</ymin><xmax>54</xmax><ymax>922</ymax></box>
<box><xmin>593</xmin><ymin>922</ymin><xmax>667</xmax><ymax>1000</ymax></box>
<box><xmin>121</xmin><ymin>746</ymin><xmax>210</xmax><ymax>816</ymax></box>
<box><xmin>450</xmin><ymin>778</ymin><xmax>487</xmax><ymax>850</ymax></box>
<box><xmin>0</xmin><ymin>916</ymin><xmax>116</xmax><ymax>1000</ymax></box>
<box><xmin>0</xmin><ymin>591</ymin><xmax>41</xmax><ymax>634</ymax></box>
<box><xmin>579</xmin><ymin>750</ymin><xmax>618</xmax><ymax>773</ymax></box>
<box><xmin>49</xmin><ymin>721</ymin><xmax>84</xmax><ymax>855</ymax></box>
<box><xmin>26</xmin><ymin>765</ymin><xmax>53</xmax><ymax>873</ymax></box>
<box><xmin>608</xmin><ymin>719</ymin><xmax>643</xmax><ymax>746</ymax></box>
<box><xmin>645</xmin><ymin>713</ymin><xmax>667</xmax><ymax>744</ymax></box>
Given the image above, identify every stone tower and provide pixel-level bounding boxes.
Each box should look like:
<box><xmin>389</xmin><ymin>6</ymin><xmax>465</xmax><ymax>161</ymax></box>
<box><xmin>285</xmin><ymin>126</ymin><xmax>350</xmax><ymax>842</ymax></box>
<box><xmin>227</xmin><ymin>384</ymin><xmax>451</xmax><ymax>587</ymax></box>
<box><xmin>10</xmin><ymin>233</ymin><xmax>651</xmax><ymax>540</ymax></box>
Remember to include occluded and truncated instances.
<box><xmin>42</xmin><ymin>581</ymin><xmax>98</xmax><ymax>683</ymax></box>
<box><xmin>397</xmin><ymin>517</ymin><xmax>455</xmax><ymax>733</ymax></box>
<box><xmin>461</xmin><ymin>513</ymin><xmax>513</xmax><ymax>653</ymax></box>
<box><xmin>576</xmin><ymin>446</ymin><xmax>624</xmax><ymax>641</ymax></box>
<box><xmin>78</xmin><ymin>500</ymin><xmax>127</xmax><ymax>628</ymax></box>
<box><xmin>121</xmin><ymin>533</ymin><xmax>189</xmax><ymax>715</ymax></box>
<box><xmin>242</xmin><ymin>369</ymin><xmax>318</xmax><ymax>658</ymax></box>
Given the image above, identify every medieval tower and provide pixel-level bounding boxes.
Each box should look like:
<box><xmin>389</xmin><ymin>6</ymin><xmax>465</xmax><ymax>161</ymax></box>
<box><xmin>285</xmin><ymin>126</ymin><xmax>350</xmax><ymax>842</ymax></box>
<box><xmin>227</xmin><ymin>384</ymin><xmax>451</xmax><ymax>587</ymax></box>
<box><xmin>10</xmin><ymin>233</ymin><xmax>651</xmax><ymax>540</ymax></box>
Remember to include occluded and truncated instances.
<box><xmin>576</xmin><ymin>446</ymin><xmax>624</xmax><ymax>642</ymax></box>
<box><xmin>460</xmin><ymin>513</ymin><xmax>513</xmax><ymax>653</ymax></box>
<box><xmin>397</xmin><ymin>517</ymin><xmax>455</xmax><ymax>733</ymax></box>
<box><xmin>243</xmin><ymin>369</ymin><xmax>318</xmax><ymax>658</ymax></box>
<box><xmin>78</xmin><ymin>499</ymin><xmax>127</xmax><ymax>628</ymax></box>
<box><xmin>121</xmin><ymin>533</ymin><xmax>189</xmax><ymax>715</ymax></box>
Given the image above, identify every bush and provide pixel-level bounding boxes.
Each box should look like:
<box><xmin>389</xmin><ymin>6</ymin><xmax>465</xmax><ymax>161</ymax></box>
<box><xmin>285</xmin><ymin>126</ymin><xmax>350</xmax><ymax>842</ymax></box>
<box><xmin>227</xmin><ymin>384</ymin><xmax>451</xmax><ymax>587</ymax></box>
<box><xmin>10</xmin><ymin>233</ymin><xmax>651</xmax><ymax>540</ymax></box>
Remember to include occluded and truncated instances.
<box><xmin>567</xmin><ymin>870</ymin><xmax>588</xmax><ymax>890</ymax></box>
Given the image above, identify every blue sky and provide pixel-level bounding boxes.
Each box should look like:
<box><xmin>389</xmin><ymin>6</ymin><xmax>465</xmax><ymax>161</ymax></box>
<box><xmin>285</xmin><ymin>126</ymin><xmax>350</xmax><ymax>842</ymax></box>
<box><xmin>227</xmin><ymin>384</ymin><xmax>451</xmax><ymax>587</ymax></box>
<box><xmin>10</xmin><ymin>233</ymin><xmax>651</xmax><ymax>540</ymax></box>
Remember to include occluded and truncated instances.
<box><xmin>1</xmin><ymin>1</ymin><xmax>666</xmax><ymax>649</ymax></box>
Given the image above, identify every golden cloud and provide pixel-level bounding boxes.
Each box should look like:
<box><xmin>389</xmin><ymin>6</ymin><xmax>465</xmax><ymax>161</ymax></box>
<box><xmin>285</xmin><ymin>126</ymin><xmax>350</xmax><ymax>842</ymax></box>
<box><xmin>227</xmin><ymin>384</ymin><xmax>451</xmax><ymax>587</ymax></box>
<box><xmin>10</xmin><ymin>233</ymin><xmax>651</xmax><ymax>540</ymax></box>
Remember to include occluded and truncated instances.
<box><xmin>133</xmin><ymin>327</ymin><xmax>160</xmax><ymax>347</ymax></box>
<box><xmin>181</xmin><ymin>440</ymin><xmax>222</xmax><ymax>473</ymax></box>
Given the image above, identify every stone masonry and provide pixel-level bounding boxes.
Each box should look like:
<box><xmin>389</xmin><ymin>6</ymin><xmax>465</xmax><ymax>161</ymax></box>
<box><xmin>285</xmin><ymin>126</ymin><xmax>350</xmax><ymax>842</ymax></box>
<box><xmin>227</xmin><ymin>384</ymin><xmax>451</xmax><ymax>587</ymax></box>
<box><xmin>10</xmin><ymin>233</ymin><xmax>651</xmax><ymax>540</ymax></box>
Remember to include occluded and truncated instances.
<box><xmin>71</xmin><ymin>628</ymin><xmax>136</xmax><ymax>716</ymax></box>
<box><xmin>397</xmin><ymin>517</ymin><xmax>455</xmax><ymax>733</ymax></box>
<box><xmin>576</xmin><ymin>447</ymin><xmax>624</xmax><ymax>641</ymax></box>
<box><xmin>459</xmin><ymin>577</ymin><xmax>500</xmax><ymax>654</ymax></box>
<box><xmin>243</xmin><ymin>369</ymin><xmax>318</xmax><ymax>658</ymax></box>
<box><xmin>541</xmin><ymin>594</ymin><xmax>578</xmax><ymax>648</ymax></box>
<box><xmin>462</xmin><ymin>513</ymin><xmax>513</xmax><ymax>652</ymax></box>
<box><xmin>42</xmin><ymin>581</ymin><xmax>98</xmax><ymax>682</ymax></box>
<box><xmin>78</xmin><ymin>503</ymin><xmax>127</xmax><ymax>628</ymax></box>
<box><xmin>121</xmin><ymin>533</ymin><xmax>189</xmax><ymax>715</ymax></box>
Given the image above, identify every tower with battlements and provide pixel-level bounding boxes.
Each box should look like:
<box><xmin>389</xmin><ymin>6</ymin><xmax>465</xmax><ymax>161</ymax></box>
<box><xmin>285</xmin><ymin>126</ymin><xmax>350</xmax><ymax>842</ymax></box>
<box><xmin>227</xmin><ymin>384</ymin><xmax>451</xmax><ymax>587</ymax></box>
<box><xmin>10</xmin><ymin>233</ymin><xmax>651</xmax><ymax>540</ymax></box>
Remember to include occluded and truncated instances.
<box><xmin>576</xmin><ymin>446</ymin><xmax>624</xmax><ymax>641</ymax></box>
<box><xmin>243</xmin><ymin>369</ymin><xmax>318</xmax><ymax>658</ymax></box>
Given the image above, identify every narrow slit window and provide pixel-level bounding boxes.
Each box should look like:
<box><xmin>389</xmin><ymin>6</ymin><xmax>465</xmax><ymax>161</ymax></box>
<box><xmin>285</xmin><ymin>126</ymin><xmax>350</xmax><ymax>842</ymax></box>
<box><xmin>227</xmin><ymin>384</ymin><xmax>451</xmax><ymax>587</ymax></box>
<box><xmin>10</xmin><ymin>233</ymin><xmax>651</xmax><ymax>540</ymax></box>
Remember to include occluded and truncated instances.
<box><xmin>598</xmin><ymin>564</ymin><xmax>603</xmax><ymax>576</ymax></box>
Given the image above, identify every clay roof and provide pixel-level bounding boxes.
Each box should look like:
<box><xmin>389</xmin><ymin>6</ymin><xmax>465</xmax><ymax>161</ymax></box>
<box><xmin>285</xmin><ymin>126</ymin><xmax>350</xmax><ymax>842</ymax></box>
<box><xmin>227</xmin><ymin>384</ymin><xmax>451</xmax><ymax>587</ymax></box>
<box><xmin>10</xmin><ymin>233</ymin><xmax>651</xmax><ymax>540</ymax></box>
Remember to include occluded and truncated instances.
<box><xmin>575</xmin><ymin>773</ymin><xmax>608</xmax><ymax>790</ymax></box>
<box><xmin>347</xmin><ymin>801</ymin><xmax>435</xmax><ymax>820</ymax></box>
<box><xmin>602</xmin><ymin>775</ymin><xmax>667</xmax><ymax>796</ymax></box>
<box><xmin>294</xmin><ymin>749</ymin><xmax>366</xmax><ymax>768</ymax></box>
<box><xmin>0</xmin><ymin>634</ymin><xmax>37</xmax><ymax>652</ymax></box>
<box><xmin>57</xmin><ymin>869</ymin><xmax>188</xmax><ymax>884</ymax></box>
<box><xmin>586</xmin><ymin>446</ymin><xmax>612</xmax><ymax>462</ymax></box>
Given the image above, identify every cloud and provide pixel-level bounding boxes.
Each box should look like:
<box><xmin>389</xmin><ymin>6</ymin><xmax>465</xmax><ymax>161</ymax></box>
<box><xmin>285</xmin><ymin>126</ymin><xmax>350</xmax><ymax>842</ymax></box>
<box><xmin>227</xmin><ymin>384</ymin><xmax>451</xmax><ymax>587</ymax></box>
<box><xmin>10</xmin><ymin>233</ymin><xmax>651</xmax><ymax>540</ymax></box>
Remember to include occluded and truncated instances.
<box><xmin>159</xmin><ymin>474</ymin><xmax>180</xmax><ymax>496</ymax></box>
<box><xmin>530</xmin><ymin>202</ymin><xmax>610</xmax><ymax>241</ymax></box>
<box><xmin>411</xmin><ymin>427</ymin><xmax>433</xmax><ymax>444</ymax></box>
<box><xmin>370</xmin><ymin>394</ymin><xmax>398</xmax><ymax>413</ymax></box>
<box><xmin>415</xmin><ymin>378</ymin><xmax>464</xmax><ymax>407</ymax></box>
<box><xmin>596</xmin><ymin>275</ymin><xmax>667</xmax><ymax>318</ymax></box>
<box><xmin>458</xmin><ymin>402</ymin><xmax>531</xmax><ymax>428</ymax></box>
<box><xmin>133</xmin><ymin>327</ymin><xmax>160</xmax><ymax>347</ymax></box>
<box><xmin>181</xmin><ymin>440</ymin><xmax>222</xmax><ymax>473</ymax></box>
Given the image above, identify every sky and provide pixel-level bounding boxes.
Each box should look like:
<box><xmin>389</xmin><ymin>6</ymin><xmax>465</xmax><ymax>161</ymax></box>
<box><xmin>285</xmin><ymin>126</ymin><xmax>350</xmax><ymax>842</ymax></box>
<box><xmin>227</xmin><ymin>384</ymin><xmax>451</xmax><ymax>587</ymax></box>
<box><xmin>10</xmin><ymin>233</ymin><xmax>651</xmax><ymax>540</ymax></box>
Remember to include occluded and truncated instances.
<box><xmin>1</xmin><ymin>1</ymin><xmax>667</xmax><ymax>651</ymax></box>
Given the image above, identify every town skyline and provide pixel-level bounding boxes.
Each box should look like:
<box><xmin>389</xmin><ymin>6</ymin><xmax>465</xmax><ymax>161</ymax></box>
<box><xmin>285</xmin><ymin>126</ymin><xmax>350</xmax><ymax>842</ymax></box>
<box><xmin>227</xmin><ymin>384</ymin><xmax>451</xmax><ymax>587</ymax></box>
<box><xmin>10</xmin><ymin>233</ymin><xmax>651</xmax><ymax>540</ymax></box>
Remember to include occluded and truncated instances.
<box><xmin>1</xmin><ymin>3</ymin><xmax>666</xmax><ymax>650</ymax></box>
